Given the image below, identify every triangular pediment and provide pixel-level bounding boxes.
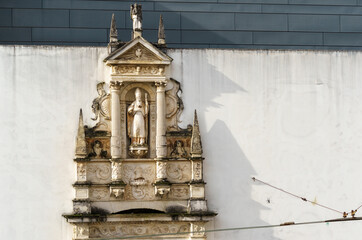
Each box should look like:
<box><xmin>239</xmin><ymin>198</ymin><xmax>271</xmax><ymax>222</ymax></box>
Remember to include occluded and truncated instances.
<box><xmin>104</xmin><ymin>37</ymin><xmax>172</xmax><ymax>64</ymax></box>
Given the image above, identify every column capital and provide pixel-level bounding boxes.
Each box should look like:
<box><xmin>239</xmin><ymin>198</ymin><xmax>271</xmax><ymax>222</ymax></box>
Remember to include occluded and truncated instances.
<box><xmin>110</xmin><ymin>81</ymin><xmax>122</xmax><ymax>90</ymax></box>
<box><xmin>155</xmin><ymin>81</ymin><xmax>167</xmax><ymax>88</ymax></box>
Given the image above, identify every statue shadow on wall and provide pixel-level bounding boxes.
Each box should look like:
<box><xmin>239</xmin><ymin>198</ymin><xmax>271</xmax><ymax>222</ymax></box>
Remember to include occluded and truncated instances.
<box><xmin>173</xmin><ymin>53</ymin><xmax>281</xmax><ymax>239</ymax></box>
<box><xmin>204</xmin><ymin>120</ymin><xmax>280</xmax><ymax>240</ymax></box>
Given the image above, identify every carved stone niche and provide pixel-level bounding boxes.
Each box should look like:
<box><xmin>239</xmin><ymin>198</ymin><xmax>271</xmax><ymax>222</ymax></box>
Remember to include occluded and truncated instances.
<box><xmin>166</xmin><ymin>131</ymin><xmax>192</xmax><ymax>159</ymax></box>
<box><xmin>86</xmin><ymin>138</ymin><xmax>110</xmax><ymax>159</ymax></box>
<box><xmin>120</xmin><ymin>83</ymin><xmax>157</xmax><ymax>158</ymax></box>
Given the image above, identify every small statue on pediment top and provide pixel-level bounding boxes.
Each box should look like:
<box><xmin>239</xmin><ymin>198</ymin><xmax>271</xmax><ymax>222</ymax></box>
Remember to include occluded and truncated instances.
<box><xmin>131</xmin><ymin>3</ymin><xmax>142</xmax><ymax>31</ymax></box>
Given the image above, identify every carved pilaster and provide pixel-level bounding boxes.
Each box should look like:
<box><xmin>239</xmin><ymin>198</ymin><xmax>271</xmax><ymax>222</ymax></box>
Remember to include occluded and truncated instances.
<box><xmin>77</xmin><ymin>163</ymin><xmax>87</xmax><ymax>182</ymax></box>
<box><xmin>156</xmin><ymin>160</ymin><xmax>167</xmax><ymax>180</ymax></box>
<box><xmin>120</xmin><ymin>103</ymin><xmax>127</xmax><ymax>159</ymax></box>
<box><xmin>192</xmin><ymin>160</ymin><xmax>203</xmax><ymax>182</ymax></box>
<box><xmin>73</xmin><ymin>224</ymin><xmax>90</xmax><ymax>239</ymax></box>
<box><xmin>111</xmin><ymin>161</ymin><xmax>122</xmax><ymax>181</ymax></box>
<box><xmin>111</xmin><ymin>81</ymin><xmax>122</xmax><ymax>158</ymax></box>
<box><xmin>155</xmin><ymin>82</ymin><xmax>167</xmax><ymax>158</ymax></box>
<box><xmin>190</xmin><ymin>222</ymin><xmax>206</xmax><ymax>239</ymax></box>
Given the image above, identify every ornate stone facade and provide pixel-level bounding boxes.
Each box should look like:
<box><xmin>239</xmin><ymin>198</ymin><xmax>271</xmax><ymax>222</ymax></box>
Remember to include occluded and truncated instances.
<box><xmin>63</xmin><ymin>5</ymin><xmax>215</xmax><ymax>239</ymax></box>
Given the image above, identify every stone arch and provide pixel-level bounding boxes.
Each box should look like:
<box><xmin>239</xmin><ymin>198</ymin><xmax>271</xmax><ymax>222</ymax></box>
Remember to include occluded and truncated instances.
<box><xmin>120</xmin><ymin>82</ymin><xmax>156</xmax><ymax>102</ymax></box>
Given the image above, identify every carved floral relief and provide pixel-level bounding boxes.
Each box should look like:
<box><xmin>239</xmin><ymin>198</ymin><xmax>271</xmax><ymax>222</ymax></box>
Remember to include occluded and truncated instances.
<box><xmin>166</xmin><ymin>162</ymin><xmax>191</xmax><ymax>183</ymax></box>
<box><xmin>124</xmin><ymin>185</ymin><xmax>155</xmax><ymax>200</ymax></box>
<box><xmin>90</xmin><ymin>187</ymin><xmax>110</xmax><ymax>201</ymax></box>
<box><xmin>121</xmin><ymin>163</ymin><xmax>155</xmax><ymax>185</ymax></box>
<box><xmin>87</xmin><ymin>163</ymin><xmax>112</xmax><ymax>183</ymax></box>
<box><xmin>169</xmin><ymin>185</ymin><xmax>190</xmax><ymax>199</ymax></box>
<box><xmin>89</xmin><ymin>223</ymin><xmax>190</xmax><ymax>238</ymax></box>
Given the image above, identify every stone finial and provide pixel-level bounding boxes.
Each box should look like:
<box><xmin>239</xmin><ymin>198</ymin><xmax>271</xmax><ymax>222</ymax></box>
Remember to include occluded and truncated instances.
<box><xmin>191</xmin><ymin>110</ymin><xmax>203</xmax><ymax>158</ymax></box>
<box><xmin>108</xmin><ymin>13</ymin><xmax>119</xmax><ymax>54</ymax></box>
<box><xmin>131</xmin><ymin>3</ymin><xmax>142</xmax><ymax>39</ymax></box>
<box><xmin>110</xmin><ymin>13</ymin><xmax>118</xmax><ymax>43</ymax></box>
<box><xmin>158</xmin><ymin>14</ymin><xmax>166</xmax><ymax>45</ymax></box>
<box><xmin>75</xmin><ymin>109</ymin><xmax>87</xmax><ymax>158</ymax></box>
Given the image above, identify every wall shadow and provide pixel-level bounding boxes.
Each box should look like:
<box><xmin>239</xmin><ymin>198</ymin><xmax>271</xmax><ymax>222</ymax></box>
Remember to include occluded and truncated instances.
<box><xmin>170</xmin><ymin>49</ymin><xmax>281</xmax><ymax>239</ymax></box>
<box><xmin>204</xmin><ymin>120</ymin><xmax>280</xmax><ymax>240</ymax></box>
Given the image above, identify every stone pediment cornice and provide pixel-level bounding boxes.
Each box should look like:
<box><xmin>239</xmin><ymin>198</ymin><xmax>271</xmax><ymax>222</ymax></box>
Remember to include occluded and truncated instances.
<box><xmin>104</xmin><ymin>36</ymin><xmax>172</xmax><ymax>65</ymax></box>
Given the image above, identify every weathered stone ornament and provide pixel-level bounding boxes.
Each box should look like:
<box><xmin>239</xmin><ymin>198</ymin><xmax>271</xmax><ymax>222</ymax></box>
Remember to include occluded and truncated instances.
<box><xmin>75</xmin><ymin>109</ymin><xmax>87</xmax><ymax>158</ymax></box>
<box><xmin>191</xmin><ymin>110</ymin><xmax>203</xmax><ymax>158</ymax></box>
<box><xmin>63</xmin><ymin>5</ymin><xmax>216</xmax><ymax>240</ymax></box>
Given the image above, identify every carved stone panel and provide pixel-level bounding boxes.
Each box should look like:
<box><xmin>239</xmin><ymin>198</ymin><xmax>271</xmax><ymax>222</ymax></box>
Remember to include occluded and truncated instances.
<box><xmin>121</xmin><ymin>162</ymin><xmax>155</xmax><ymax>185</ymax></box>
<box><xmin>192</xmin><ymin>160</ymin><xmax>203</xmax><ymax>181</ymax></box>
<box><xmin>166</xmin><ymin>161</ymin><xmax>191</xmax><ymax>183</ymax></box>
<box><xmin>75</xmin><ymin>187</ymin><xmax>89</xmax><ymax>199</ymax></box>
<box><xmin>124</xmin><ymin>185</ymin><xmax>156</xmax><ymax>201</ymax></box>
<box><xmin>87</xmin><ymin>162</ymin><xmax>112</xmax><ymax>184</ymax></box>
<box><xmin>169</xmin><ymin>184</ymin><xmax>190</xmax><ymax>200</ymax></box>
<box><xmin>89</xmin><ymin>187</ymin><xmax>110</xmax><ymax>201</ymax></box>
<box><xmin>191</xmin><ymin>222</ymin><xmax>206</xmax><ymax>237</ymax></box>
<box><xmin>112</xmin><ymin>65</ymin><xmax>165</xmax><ymax>76</ymax></box>
<box><xmin>190</xmin><ymin>185</ymin><xmax>205</xmax><ymax>200</ymax></box>
<box><xmin>73</xmin><ymin>224</ymin><xmax>90</xmax><ymax>239</ymax></box>
<box><xmin>88</xmin><ymin>222</ymin><xmax>190</xmax><ymax>239</ymax></box>
<box><xmin>77</xmin><ymin>163</ymin><xmax>87</xmax><ymax>182</ymax></box>
<box><xmin>86</xmin><ymin>138</ymin><xmax>110</xmax><ymax>159</ymax></box>
<box><xmin>167</xmin><ymin>138</ymin><xmax>191</xmax><ymax>158</ymax></box>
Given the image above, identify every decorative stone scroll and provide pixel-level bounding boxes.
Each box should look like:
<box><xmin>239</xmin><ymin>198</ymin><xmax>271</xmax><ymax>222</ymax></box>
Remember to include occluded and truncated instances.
<box><xmin>87</xmin><ymin>163</ymin><xmax>112</xmax><ymax>184</ymax></box>
<box><xmin>166</xmin><ymin>161</ymin><xmax>191</xmax><ymax>183</ymax></box>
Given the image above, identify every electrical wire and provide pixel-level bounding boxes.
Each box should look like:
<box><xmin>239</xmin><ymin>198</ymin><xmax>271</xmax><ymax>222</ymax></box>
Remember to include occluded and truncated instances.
<box><xmin>90</xmin><ymin>217</ymin><xmax>362</xmax><ymax>239</ymax></box>
<box><xmin>252</xmin><ymin>177</ymin><xmax>345</xmax><ymax>216</ymax></box>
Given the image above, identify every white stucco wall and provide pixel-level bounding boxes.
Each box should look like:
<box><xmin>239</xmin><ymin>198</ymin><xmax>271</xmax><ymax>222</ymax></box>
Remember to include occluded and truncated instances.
<box><xmin>1</xmin><ymin>45</ymin><xmax>362</xmax><ymax>240</ymax></box>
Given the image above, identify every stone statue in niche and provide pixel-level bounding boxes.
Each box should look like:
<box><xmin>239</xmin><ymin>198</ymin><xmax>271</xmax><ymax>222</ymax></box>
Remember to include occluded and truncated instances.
<box><xmin>171</xmin><ymin>140</ymin><xmax>187</xmax><ymax>158</ymax></box>
<box><xmin>88</xmin><ymin>140</ymin><xmax>107</xmax><ymax>158</ymax></box>
<box><xmin>127</xmin><ymin>88</ymin><xmax>149</xmax><ymax>158</ymax></box>
<box><xmin>131</xmin><ymin>3</ymin><xmax>142</xmax><ymax>31</ymax></box>
<box><xmin>91</xmin><ymin>82</ymin><xmax>107</xmax><ymax>121</ymax></box>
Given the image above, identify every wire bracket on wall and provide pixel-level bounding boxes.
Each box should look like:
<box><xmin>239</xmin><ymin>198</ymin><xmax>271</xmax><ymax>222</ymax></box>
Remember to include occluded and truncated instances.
<box><xmin>251</xmin><ymin>177</ymin><xmax>352</xmax><ymax>218</ymax></box>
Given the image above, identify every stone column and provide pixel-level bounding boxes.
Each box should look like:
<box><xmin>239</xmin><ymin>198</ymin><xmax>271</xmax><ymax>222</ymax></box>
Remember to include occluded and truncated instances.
<box><xmin>110</xmin><ymin>81</ymin><xmax>122</xmax><ymax>159</ymax></box>
<box><xmin>155</xmin><ymin>82</ymin><xmax>167</xmax><ymax>158</ymax></box>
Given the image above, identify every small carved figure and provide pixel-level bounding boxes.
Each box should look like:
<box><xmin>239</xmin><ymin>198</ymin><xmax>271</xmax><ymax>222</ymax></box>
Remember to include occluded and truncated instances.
<box><xmin>131</xmin><ymin>4</ymin><xmax>142</xmax><ymax>30</ymax></box>
<box><xmin>127</xmin><ymin>88</ymin><xmax>149</xmax><ymax>146</ymax></box>
<box><xmin>88</xmin><ymin>140</ymin><xmax>108</xmax><ymax>158</ymax></box>
<box><xmin>91</xmin><ymin>82</ymin><xmax>107</xmax><ymax>120</ymax></box>
<box><xmin>171</xmin><ymin>140</ymin><xmax>187</xmax><ymax>158</ymax></box>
